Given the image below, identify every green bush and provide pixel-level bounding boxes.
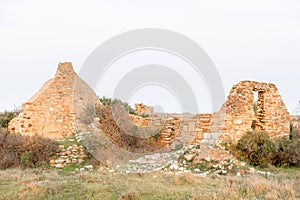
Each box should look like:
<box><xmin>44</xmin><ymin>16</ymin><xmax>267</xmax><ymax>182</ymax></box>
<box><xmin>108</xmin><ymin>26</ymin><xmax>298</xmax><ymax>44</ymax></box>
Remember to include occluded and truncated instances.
<box><xmin>235</xmin><ymin>131</ymin><xmax>300</xmax><ymax>167</ymax></box>
<box><xmin>0</xmin><ymin>130</ymin><xmax>58</xmax><ymax>169</ymax></box>
<box><xmin>236</xmin><ymin>131</ymin><xmax>277</xmax><ymax>167</ymax></box>
<box><xmin>0</xmin><ymin>111</ymin><xmax>19</xmax><ymax>129</ymax></box>
<box><xmin>290</xmin><ymin>124</ymin><xmax>300</xmax><ymax>140</ymax></box>
<box><xmin>141</xmin><ymin>113</ymin><xmax>150</xmax><ymax>118</ymax></box>
<box><xmin>99</xmin><ymin>96</ymin><xmax>136</xmax><ymax>115</ymax></box>
<box><xmin>20</xmin><ymin>152</ymin><xmax>34</xmax><ymax>169</ymax></box>
<box><xmin>275</xmin><ymin>137</ymin><xmax>300</xmax><ymax>167</ymax></box>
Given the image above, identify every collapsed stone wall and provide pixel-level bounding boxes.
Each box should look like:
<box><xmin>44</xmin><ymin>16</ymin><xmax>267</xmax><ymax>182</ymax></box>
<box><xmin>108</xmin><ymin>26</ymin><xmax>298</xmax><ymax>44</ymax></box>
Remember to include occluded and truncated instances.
<box><xmin>134</xmin><ymin>103</ymin><xmax>153</xmax><ymax>116</ymax></box>
<box><xmin>131</xmin><ymin>81</ymin><xmax>290</xmax><ymax>146</ymax></box>
<box><xmin>217</xmin><ymin>80</ymin><xmax>290</xmax><ymax>143</ymax></box>
<box><xmin>130</xmin><ymin>114</ymin><xmax>180</xmax><ymax>146</ymax></box>
<box><xmin>9</xmin><ymin>63</ymin><xmax>290</xmax><ymax>145</ymax></box>
<box><xmin>9</xmin><ymin>62</ymin><xmax>99</xmax><ymax>138</ymax></box>
<box><xmin>130</xmin><ymin>113</ymin><xmax>213</xmax><ymax>147</ymax></box>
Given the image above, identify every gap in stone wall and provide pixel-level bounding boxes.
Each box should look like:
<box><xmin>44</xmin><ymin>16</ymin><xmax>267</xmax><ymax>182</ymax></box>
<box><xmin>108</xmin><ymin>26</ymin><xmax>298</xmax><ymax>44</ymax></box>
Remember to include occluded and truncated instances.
<box><xmin>251</xmin><ymin>90</ymin><xmax>258</xmax><ymax>130</ymax></box>
<box><xmin>255</xmin><ymin>90</ymin><xmax>266</xmax><ymax>131</ymax></box>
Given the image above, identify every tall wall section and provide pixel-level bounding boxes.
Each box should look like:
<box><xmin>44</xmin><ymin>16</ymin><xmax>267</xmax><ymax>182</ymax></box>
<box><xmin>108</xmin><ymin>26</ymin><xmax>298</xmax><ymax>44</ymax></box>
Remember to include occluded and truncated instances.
<box><xmin>9</xmin><ymin>62</ymin><xmax>98</xmax><ymax>138</ymax></box>
<box><xmin>218</xmin><ymin>80</ymin><xmax>290</xmax><ymax>143</ymax></box>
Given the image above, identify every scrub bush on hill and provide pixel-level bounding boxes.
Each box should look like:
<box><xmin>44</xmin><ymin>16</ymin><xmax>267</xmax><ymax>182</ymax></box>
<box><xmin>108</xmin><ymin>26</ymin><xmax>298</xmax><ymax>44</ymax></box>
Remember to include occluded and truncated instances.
<box><xmin>235</xmin><ymin>131</ymin><xmax>300</xmax><ymax>167</ymax></box>
<box><xmin>0</xmin><ymin>110</ymin><xmax>20</xmax><ymax>129</ymax></box>
<box><xmin>0</xmin><ymin>130</ymin><xmax>58</xmax><ymax>169</ymax></box>
<box><xmin>99</xmin><ymin>96</ymin><xmax>136</xmax><ymax>115</ymax></box>
<box><xmin>275</xmin><ymin>136</ymin><xmax>300</xmax><ymax>167</ymax></box>
<box><xmin>96</xmin><ymin>103</ymin><xmax>163</xmax><ymax>153</ymax></box>
<box><xmin>236</xmin><ymin>131</ymin><xmax>277</xmax><ymax>167</ymax></box>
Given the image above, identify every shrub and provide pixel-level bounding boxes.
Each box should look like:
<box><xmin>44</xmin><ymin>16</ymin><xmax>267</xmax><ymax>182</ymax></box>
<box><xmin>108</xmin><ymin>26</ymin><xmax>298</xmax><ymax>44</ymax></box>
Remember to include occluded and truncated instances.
<box><xmin>290</xmin><ymin>124</ymin><xmax>300</xmax><ymax>140</ymax></box>
<box><xmin>99</xmin><ymin>96</ymin><xmax>136</xmax><ymax>115</ymax></box>
<box><xmin>236</xmin><ymin>131</ymin><xmax>278</xmax><ymax>167</ymax></box>
<box><xmin>20</xmin><ymin>152</ymin><xmax>34</xmax><ymax>169</ymax></box>
<box><xmin>0</xmin><ymin>111</ymin><xmax>19</xmax><ymax>129</ymax></box>
<box><xmin>80</xmin><ymin>101</ymin><xmax>163</xmax><ymax>155</ymax></box>
<box><xmin>283</xmin><ymin>139</ymin><xmax>300</xmax><ymax>166</ymax></box>
<box><xmin>0</xmin><ymin>130</ymin><xmax>58</xmax><ymax>169</ymax></box>
<box><xmin>95</xmin><ymin>103</ymin><xmax>163</xmax><ymax>153</ymax></box>
<box><xmin>275</xmin><ymin>137</ymin><xmax>300</xmax><ymax>167</ymax></box>
<box><xmin>79</xmin><ymin>103</ymin><xmax>97</xmax><ymax>125</ymax></box>
<box><xmin>235</xmin><ymin>131</ymin><xmax>300</xmax><ymax>167</ymax></box>
<box><xmin>140</xmin><ymin>113</ymin><xmax>150</xmax><ymax>118</ymax></box>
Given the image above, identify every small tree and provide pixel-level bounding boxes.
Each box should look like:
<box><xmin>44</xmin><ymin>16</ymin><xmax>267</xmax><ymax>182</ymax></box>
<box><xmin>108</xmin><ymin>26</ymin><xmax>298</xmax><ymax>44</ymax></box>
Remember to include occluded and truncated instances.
<box><xmin>236</xmin><ymin>131</ymin><xmax>278</xmax><ymax>167</ymax></box>
<box><xmin>290</xmin><ymin>123</ymin><xmax>300</xmax><ymax>140</ymax></box>
<box><xmin>275</xmin><ymin>136</ymin><xmax>300</xmax><ymax>167</ymax></box>
<box><xmin>99</xmin><ymin>96</ymin><xmax>136</xmax><ymax>115</ymax></box>
<box><xmin>0</xmin><ymin>111</ymin><xmax>19</xmax><ymax>129</ymax></box>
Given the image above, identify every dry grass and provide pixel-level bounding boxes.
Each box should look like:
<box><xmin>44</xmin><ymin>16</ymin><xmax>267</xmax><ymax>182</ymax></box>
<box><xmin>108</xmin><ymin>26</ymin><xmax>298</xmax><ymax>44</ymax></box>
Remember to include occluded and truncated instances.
<box><xmin>0</xmin><ymin>131</ymin><xmax>58</xmax><ymax>169</ymax></box>
<box><xmin>0</xmin><ymin>167</ymin><xmax>300</xmax><ymax>200</ymax></box>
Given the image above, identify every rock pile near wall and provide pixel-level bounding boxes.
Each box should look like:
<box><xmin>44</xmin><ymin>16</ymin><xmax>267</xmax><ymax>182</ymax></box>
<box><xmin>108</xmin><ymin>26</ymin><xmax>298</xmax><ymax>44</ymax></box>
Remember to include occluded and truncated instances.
<box><xmin>50</xmin><ymin>144</ymin><xmax>87</xmax><ymax>168</ymax></box>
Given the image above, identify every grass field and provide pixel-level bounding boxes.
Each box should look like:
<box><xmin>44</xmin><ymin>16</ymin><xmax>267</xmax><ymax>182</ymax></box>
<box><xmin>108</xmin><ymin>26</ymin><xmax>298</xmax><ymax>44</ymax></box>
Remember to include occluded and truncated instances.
<box><xmin>0</xmin><ymin>167</ymin><xmax>300</xmax><ymax>200</ymax></box>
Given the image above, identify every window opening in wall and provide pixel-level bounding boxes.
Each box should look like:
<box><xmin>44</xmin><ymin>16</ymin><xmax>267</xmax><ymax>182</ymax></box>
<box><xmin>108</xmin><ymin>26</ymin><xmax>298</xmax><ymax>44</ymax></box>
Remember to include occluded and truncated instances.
<box><xmin>251</xmin><ymin>90</ymin><xmax>258</xmax><ymax>130</ymax></box>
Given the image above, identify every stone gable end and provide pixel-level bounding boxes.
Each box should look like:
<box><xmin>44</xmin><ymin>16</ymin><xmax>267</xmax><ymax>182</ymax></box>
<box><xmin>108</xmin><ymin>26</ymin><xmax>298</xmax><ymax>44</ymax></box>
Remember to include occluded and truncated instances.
<box><xmin>9</xmin><ymin>62</ymin><xmax>99</xmax><ymax>138</ymax></box>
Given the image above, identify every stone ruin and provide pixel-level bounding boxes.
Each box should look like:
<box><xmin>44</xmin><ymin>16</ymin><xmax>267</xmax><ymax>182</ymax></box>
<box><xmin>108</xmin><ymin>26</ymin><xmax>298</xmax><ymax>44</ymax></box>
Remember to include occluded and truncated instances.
<box><xmin>131</xmin><ymin>81</ymin><xmax>290</xmax><ymax>146</ymax></box>
<box><xmin>9</xmin><ymin>62</ymin><xmax>99</xmax><ymax>139</ymax></box>
<box><xmin>218</xmin><ymin>81</ymin><xmax>290</xmax><ymax>143</ymax></box>
<box><xmin>291</xmin><ymin>115</ymin><xmax>300</xmax><ymax>129</ymax></box>
<box><xmin>9</xmin><ymin>63</ymin><xmax>290</xmax><ymax>145</ymax></box>
<box><xmin>134</xmin><ymin>103</ymin><xmax>153</xmax><ymax>116</ymax></box>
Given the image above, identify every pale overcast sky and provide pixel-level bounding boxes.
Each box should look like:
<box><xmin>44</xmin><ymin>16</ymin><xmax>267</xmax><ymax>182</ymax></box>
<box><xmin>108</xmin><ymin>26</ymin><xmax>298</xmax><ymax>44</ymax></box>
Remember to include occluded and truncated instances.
<box><xmin>0</xmin><ymin>0</ymin><xmax>299</xmax><ymax>113</ymax></box>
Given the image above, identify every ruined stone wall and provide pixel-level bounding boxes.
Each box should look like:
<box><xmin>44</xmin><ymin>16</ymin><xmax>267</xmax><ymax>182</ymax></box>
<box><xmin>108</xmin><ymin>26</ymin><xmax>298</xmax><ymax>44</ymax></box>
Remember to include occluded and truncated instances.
<box><xmin>218</xmin><ymin>80</ymin><xmax>290</xmax><ymax>143</ymax></box>
<box><xmin>130</xmin><ymin>115</ymin><xmax>151</xmax><ymax>127</ymax></box>
<box><xmin>134</xmin><ymin>103</ymin><xmax>153</xmax><ymax>116</ymax></box>
<box><xmin>9</xmin><ymin>62</ymin><xmax>98</xmax><ymax>139</ymax></box>
<box><xmin>9</xmin><ymin>66</ymin><xmax>290</xmax><ymax>145</ymax></box>
<box><xmin>131</xmin><ymin>81</ymin><xmax>290</xmax><ymax>146</ymax></box>
<box><xmin>291</xmin><ymin>115</ymin><xmax>300</xmax><ymax>129</ymax></box>
<box><xmin>130</xmin><ymin>114</ymin><xmax>180</xmax><ymax>145</ymax></box>
<box><xmin>130</xmin><ymin>112</ymin><xmax>213</xmax><ymax>146</ymax></box>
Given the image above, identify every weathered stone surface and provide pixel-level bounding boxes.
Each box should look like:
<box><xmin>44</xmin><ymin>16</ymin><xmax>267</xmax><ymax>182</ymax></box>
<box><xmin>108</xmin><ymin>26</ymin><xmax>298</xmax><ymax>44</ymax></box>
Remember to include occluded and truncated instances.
<box><xmin>114</xmin><ymin>144</ymin><xmax>249</xmax><ymax>176</ymax></box>
<box><xmin>55</xmin><ymin>163</ymin><xmax>64</xmax><ymax>169</ymax></box>
<box><xmin>49</xmin><ymin>136</ymin><xmax>88</xmax><ymax>169</ymax></box>
<box><xmin>291</xmin><ymin>115</ymin><xmax>300</xmax><ymax>129</ymax></box>
<box><xmin>135</xmin><ymin>103</ymin><xmax>153</xmax><ymax>116</ymax></box>
<box><xmin>217</xmin><ymin>80</ymin><xmax>290</xmax><ymax>143</ymax></box>
<box><xmin>8</xmin><ymin>63</ymin><xmax>290</xmax><ymax>146</ymax></box>
<box><xmin>131</xmin><ymin>81</ymin><xmax>290</xmax><ymax>145</ymax></box>
<box><xmin>8</xmin><ymin>62</ymin><xmax>100</xmax><ymax>138</ymax></box>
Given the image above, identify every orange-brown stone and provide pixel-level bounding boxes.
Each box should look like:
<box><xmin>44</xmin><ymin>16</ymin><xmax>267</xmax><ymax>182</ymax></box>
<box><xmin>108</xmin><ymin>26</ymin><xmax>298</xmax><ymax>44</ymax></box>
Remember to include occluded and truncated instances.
<box><xmin>9</xmin><ymin>62</ymin><xmax>99</xmax><ymax>139</ymax></box>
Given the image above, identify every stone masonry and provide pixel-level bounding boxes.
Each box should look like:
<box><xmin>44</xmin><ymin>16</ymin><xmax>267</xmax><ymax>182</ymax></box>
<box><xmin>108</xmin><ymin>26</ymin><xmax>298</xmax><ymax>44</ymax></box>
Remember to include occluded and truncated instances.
<box><xmin>131</xmin><ymin>80</ymin><xmax>290</xmax><ymax>145</ymax></box>
<box><xmin>9</xmin><ymin>62</ymin><xmax>99</xmax><ymax>138</ymax></box>
<box><xmin>9</xmin><ymin>63</ymin><xmax>290</xmax><ymax>146</ymax></box>
<box><xmin>134</xmin><ymin>103</ymin><xmax>153</xmax><ymax>116</ymax></box>
<box><xmin>217</xmin><ymin>80</ymin><xmax>290</xmax><ymax>143</ymax></box>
